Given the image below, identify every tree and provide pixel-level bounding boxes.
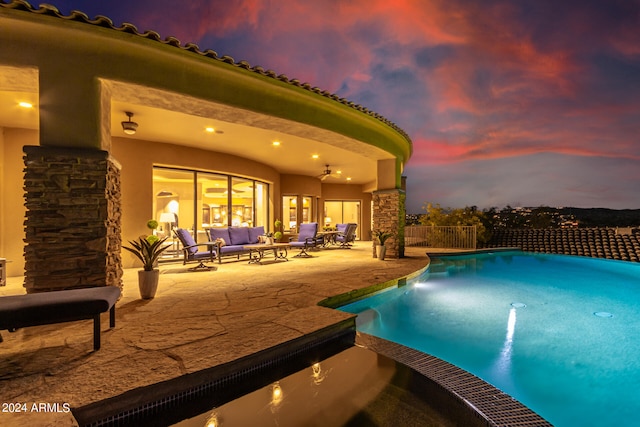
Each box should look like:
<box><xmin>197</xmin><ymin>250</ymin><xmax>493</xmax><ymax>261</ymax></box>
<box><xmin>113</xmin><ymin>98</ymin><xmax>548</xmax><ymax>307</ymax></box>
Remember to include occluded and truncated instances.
<box><xmin>419</xmin><ymin>203</ymin><xmax>492</xmax><ymax>244</ymax></box>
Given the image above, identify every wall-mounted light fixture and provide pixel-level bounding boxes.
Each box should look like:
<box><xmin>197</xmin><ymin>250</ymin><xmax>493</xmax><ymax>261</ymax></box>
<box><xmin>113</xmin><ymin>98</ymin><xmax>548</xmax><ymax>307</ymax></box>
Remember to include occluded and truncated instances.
<box><xmin>121</xmin><ymin>111</ymin><xmax>138</xmax><ymax>135</ymax></box>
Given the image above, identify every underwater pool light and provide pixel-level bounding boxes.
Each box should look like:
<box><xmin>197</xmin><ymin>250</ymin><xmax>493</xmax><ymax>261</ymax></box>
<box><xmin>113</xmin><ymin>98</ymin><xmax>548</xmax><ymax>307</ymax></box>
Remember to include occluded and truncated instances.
<box><xmin>594</xmin><ymin>311</ymin><xmax>613</xmax><ymax>318</ymax></box>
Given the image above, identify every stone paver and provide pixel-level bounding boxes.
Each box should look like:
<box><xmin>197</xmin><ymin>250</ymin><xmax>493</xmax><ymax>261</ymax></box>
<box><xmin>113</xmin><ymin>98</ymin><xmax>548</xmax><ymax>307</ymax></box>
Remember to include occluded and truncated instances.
<box><xmin>0</xmin><ymin>244</ymin><xmax>429</xmax><ymax>426</ymax></box>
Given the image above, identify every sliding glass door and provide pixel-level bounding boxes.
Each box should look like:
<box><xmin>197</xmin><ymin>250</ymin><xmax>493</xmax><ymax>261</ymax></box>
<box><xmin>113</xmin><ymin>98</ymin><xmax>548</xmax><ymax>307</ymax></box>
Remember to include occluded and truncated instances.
<box><xmin>153</xmin><ymin>166</ymin><xmax>270</xmax><ymax>246</ymax></box>
<box><xmin>324</xmin><ymin>200</ymin><xmax>361</xmax><ymax>239</ymax></box>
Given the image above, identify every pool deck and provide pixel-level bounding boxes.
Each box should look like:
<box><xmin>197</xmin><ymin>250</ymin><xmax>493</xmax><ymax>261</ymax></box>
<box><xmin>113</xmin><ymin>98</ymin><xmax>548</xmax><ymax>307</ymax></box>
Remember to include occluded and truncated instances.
<box><xmin>0</xmin><ymin>243</ymin><xmax>430</xmax><ymax>426</ymax></box>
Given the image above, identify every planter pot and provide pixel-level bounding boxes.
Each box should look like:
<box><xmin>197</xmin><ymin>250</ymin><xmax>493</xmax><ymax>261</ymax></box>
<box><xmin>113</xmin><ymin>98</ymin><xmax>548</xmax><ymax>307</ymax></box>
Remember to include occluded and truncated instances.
<box><xmin>138</xmin><ymin>269</ymin><xmax>160</xmax><ymax>299</ymax></box>
<box><xmin>264</xmin><ymin>237</ymin><xmax>274</xmax><ymax>245</ymax></box>
<box><xmin>376</xmin><ymin>245</ymin><xmax>387</xmax><ymax>261</ymax></box>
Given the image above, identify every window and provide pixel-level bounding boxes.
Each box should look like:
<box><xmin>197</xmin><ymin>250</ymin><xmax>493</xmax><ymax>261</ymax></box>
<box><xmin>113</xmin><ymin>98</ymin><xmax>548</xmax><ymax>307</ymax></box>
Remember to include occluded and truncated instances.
<box><xmin>282</xmin><ymin>195</ymin><xmax>297</xmax><ymax>232</ymax></box>
<box><xmin>302</xmin><ymin>196</ymin><xmax>313</xmax><ymax>223</ymax></box>
<box><xmin>154</xmin><ymin>167</ymin><xmax>269</xmax><ymax>243</ymax></box>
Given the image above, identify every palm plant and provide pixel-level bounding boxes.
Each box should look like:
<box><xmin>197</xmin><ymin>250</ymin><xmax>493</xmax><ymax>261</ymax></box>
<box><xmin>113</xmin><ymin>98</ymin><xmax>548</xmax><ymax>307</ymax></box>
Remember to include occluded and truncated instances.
<box><xmin>373</xmin><ymin>230</ymin><xmax>393</xmax><ymax>246</ymax></box>
<box><xmin>123</xmin><ymin>235</ymin><xmax>170</xmax><ymax>271</ymax></box>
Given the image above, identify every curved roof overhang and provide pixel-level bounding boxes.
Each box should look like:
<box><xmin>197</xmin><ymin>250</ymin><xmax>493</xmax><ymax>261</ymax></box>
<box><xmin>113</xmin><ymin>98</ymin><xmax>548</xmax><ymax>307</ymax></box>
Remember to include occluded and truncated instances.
<box><xmin>0</xmin><ymin>1</ymin><xmax>412</xmax><ymax>185</ymax></box>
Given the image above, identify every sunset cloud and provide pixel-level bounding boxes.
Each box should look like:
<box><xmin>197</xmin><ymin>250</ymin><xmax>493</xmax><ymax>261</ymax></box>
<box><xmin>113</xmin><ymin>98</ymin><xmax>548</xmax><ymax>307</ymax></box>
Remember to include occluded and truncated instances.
<box><xmin>50</xmin><ymin>0</ymin><xmax>640</xmax><ymax>210</ymax></box>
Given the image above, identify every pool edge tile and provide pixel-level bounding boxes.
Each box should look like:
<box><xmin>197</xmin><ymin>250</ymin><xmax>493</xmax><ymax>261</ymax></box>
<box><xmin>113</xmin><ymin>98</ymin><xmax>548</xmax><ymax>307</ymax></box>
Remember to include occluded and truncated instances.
<box><xmin>356</xmin><ymin>332</ymin><xmax>553</xmax><ymax>427</ymax></box>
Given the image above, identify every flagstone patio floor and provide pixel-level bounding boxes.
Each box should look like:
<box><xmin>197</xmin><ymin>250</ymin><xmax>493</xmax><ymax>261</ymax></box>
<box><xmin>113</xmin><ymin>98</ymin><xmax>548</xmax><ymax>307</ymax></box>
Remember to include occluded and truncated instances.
<box><xmin>0</xmin><ymin>244</ymin><xmax>429</xmax><ymax>426</ymax></box>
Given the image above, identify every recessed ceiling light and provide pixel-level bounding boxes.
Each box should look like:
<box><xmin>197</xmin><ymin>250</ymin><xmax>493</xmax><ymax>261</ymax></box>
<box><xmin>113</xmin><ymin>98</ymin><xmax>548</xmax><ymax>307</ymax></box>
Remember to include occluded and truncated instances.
<box><xmin>19</xmin><ymin>101</ymin><xmax>33</xmax><ymax>108</ymax></box>
<box><xmin>312</xmin><ymin>154</ymin><xmax>319</xmax><ymax>159</ymax></box>
<box><xmin>346</xmin><ymin>177</ymin><xmax>352</xmax><ymax>181</ymax></box>
<box><xmin>205</xmin><ymin>127</ymin><xmax>215</xmax><ymax>133</ymax></box>
<box><xmin>272</xmin><ymin>141</ymin><xmax>281</xmax><ymax>146</ymax></box>
<box><xmin>336</xmin><ymin>170</ymin><xmax>342</xmax><ymax>174</ymax></box>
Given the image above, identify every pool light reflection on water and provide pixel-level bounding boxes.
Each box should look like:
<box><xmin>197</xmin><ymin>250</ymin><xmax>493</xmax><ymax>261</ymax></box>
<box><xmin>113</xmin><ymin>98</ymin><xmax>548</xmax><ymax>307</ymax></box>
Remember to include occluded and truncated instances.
<box><xmin>172</xmin><ymin>346</ymin><xmax>456</xmax><ymax>427</ymax></box>
<box><xmin>339</xmin><ymin>251</ymin><xmax>640</xmax><ymax>427</ymax></box>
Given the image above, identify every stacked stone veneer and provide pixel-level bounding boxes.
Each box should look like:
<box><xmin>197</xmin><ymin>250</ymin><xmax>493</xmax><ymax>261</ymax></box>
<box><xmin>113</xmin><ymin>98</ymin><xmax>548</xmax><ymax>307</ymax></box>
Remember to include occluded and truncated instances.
<box><xmin>23</xmin><ymin>146</ymin><xmax>123</xmax><ymax>293</ymax></box>
<box><xmin>482</xmin><ymin>228</ymin><xmax>640</xmax><ymax>262</ymax></box>
<box><xmin>372</xmin><ymin>189</ymin><xmax>405</xmax><ymax>259</ymax></box>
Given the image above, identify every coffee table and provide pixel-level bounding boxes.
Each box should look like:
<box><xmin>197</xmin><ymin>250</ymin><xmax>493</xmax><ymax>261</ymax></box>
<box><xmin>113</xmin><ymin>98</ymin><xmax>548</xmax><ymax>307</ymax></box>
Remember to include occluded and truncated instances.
<box><xmin>243</xmin><ymin>243</ymin><xmax>291</xmax><ymax>264</ymax></box>
<box><xmin>317</xmin><ymin>230</ymin><xmax>340</xmax><ymax>246</ymax></box>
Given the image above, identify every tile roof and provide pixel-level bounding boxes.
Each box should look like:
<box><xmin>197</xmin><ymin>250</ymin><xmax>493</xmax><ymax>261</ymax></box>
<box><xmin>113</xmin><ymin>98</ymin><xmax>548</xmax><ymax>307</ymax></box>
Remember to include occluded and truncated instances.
<box><xmin>1</xmin><ymin>0</ymin><xmax>412</xmax><ymax>146</ymax></box>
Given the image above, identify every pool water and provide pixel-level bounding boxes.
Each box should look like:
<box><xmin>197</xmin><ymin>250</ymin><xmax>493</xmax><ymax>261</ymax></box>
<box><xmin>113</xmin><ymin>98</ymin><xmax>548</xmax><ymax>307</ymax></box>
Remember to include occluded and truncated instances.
<box><xmin>340</xmin><ymin>251</ymin><xmax>640</xmax><ymax>427</ymax></box>
<box><xmin>172</xmin><ymin>346</ymin><xmax>461</xmax><ymax>427</ymax></box>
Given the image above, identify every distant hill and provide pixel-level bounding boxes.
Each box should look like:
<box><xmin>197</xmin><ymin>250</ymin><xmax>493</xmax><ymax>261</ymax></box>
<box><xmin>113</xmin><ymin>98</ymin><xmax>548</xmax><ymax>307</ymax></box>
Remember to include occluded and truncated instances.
<box><xmin>557</xmin><ymin>208</ymin><xmax>640</xmax><ymax>228</ymax></box>
<box><xmin>406</xmin><ymin>207</ymin><xmax>640</xmax><ymax>228</ymax></box>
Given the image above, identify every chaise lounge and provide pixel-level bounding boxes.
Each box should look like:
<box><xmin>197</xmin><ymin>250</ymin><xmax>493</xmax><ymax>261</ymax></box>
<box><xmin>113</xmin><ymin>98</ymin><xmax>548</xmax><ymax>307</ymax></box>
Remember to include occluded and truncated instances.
<box><xmin>0</xmin><ymin>286</ymin><xmax>121</xmax><ymax>351</ymax></box>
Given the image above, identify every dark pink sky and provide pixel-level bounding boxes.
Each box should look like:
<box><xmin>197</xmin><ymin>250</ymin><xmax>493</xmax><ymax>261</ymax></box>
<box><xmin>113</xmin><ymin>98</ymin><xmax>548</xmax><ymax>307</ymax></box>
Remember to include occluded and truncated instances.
<box><xmin>49</xmin><ymin>0</ymin><xmax>640</xmax><ymax>212</ymax></box>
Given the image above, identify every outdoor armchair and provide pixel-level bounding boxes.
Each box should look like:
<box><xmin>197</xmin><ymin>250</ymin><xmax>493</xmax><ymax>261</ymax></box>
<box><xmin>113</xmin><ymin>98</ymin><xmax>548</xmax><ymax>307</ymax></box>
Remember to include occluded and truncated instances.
<box><xmin>336</xmin><ymin>223</ymin><xmax>357</xmax><ymax>248</ymax></box>
<box><xmin>289</xmin><ymin>222</ymin><xmax>320</xmax><ymax>257</ymax></box>
<box><xmin>174</xmin><ymin>228</ymin><xmax>217</xmax><ymax>270</ymax></box>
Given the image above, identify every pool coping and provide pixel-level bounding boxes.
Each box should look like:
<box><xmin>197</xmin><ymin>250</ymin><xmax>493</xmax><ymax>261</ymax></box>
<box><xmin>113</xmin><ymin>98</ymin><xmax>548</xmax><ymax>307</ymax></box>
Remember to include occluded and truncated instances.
<box><xmin>356</xmin><ymin>333</ymin><xmax>553</xmax><ymax>427</ymax></box>
<box><xmin>318</xmin><ymin>255</ymin><xmax>431</xmax><ymax>308</ymax></box>
<box><xmin>73</xmin><ymin>318</ymin><xmax>356</xmax><ymax>426</ymax></box>
<box><xmin>426</xmin><ymin>247</ymin><xmax>522</xmax><ymax>257</ymax></box>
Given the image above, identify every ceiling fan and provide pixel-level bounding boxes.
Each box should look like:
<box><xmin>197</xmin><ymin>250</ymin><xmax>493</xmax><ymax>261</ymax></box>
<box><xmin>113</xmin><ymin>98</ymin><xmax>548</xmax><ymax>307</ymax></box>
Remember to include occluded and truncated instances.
<box><xmin>316</xmin><ymin>164</ymin><xmax>341</xmax><ymax>181</ymax></box>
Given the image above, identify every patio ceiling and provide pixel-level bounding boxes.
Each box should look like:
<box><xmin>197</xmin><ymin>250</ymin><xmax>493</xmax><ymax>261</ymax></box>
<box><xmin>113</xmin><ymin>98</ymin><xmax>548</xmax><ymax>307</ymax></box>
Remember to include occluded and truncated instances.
<box><xmin>0</xmin><ymin>72</ymin><xmax>394</xmax><ymax>186</ymax></box>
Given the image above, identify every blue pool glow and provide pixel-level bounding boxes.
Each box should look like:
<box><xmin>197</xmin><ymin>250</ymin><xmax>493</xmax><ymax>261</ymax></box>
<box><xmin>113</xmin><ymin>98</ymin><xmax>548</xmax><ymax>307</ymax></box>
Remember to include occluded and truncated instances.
<box><xmin>340</xmin><ymin>251</ymin><xmax>640</xmax><ymax>427</ymax></box>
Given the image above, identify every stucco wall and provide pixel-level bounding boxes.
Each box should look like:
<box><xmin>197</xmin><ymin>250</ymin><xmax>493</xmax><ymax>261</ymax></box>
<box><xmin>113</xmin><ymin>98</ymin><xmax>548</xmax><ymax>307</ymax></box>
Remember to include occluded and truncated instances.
<box><xmin>281</xmin><ymin>174</ymin><xmax>322</xmax><ymax>196</ymax></box>
<box><xmin>0</xmin><ymin>127</ymin><xmax>3</xmax><ymax>258</ymax></box>
<box><xmin>2</xmin><ymin>128</ymin><xmax>37</xmax><ymax>277</ymax></box>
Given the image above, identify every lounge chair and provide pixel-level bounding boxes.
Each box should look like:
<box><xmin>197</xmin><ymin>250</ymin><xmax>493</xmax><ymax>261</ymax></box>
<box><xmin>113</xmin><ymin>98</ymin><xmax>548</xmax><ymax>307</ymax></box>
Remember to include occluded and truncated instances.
<box><xmin>336</xmin><ymin>223</ymin><xmax>357</xmax><ymax>248</ymax></box>
<box><xmin>289</xmin><ymin>222</ymin><xmax>320</xmax><ymax>257</ymax></box>
<box><xmin>174</xmin><ymin>228</ymin><xmax>217</xmax><ymax>270</ymax></box>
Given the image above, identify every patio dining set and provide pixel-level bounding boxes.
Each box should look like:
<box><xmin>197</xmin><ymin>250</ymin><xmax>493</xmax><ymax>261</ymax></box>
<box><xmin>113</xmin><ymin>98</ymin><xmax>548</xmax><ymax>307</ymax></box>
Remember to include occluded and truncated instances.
<box><xmin>172</xmin><ymin>222</ymin><xmax>357</xmax><ymax>269</ymax></box>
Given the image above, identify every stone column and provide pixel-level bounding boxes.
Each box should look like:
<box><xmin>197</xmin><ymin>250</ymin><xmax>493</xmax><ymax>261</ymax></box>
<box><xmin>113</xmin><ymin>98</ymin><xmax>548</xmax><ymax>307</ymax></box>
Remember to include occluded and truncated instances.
<box><xmin>23</xmin><ymin>146</ymin><xmax>122</xmax><ymax>293</ymax></box>
<box><xmin>372</xmin><ymin>189</ymin><xmax>406</xmax><ymax>259</ymax></box>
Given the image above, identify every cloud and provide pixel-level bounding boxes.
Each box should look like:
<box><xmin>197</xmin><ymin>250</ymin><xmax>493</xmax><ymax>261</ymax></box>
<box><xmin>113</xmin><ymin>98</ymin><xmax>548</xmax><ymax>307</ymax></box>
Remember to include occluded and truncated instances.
<box><xmin>49</xmin><ymin>0</ymin><xmax>640</xmax><ymax>208</ymax></box>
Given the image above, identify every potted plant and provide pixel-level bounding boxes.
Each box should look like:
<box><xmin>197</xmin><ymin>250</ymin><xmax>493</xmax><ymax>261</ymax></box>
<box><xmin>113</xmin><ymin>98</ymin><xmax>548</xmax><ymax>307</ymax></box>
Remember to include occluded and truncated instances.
<box><xmin>373</xmin><ymin>230</ymin><xmax>393</xmax><ymax>261</ymax></box>
<box><xmin>123</xmin><ymin>220</ymin><xmax>170</xmax><ymax>299</ymax></box>
<box><xmin>274</xmin><ymin>219</ymin><xmax>283</xmax><ymax>242</ymax></box>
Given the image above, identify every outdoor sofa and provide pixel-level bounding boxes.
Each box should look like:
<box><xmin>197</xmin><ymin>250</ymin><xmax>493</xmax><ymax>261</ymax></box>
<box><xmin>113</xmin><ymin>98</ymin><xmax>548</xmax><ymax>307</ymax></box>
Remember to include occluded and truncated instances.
<box><xmin>209</xmin><ymin>226</ymin><xmax>265</xmax><ymax>263</ymax></box>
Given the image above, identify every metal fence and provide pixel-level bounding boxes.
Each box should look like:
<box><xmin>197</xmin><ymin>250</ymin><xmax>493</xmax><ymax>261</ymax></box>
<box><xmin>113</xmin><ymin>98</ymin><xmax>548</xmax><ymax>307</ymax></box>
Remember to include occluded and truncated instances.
<box><xmin>405</xmin><ymin>225</ymin><xmax>477</xmax><ymax>249</ymax></box>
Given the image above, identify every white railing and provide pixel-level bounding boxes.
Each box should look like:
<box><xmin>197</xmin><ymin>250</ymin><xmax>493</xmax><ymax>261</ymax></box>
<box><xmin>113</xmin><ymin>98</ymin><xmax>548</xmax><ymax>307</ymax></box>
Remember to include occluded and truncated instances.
<box><xmin>405</xmin><ymin>225</ymin><xmax>477</xmax><ymax>249</ymax></box>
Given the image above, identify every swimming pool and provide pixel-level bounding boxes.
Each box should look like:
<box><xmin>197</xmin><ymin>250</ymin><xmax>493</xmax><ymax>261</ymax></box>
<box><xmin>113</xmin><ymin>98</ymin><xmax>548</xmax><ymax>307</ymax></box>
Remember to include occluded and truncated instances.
<box><xmin>340</xmin><ymin>251</ymin><xmax>640</xmax><ymax>427</ymax></box>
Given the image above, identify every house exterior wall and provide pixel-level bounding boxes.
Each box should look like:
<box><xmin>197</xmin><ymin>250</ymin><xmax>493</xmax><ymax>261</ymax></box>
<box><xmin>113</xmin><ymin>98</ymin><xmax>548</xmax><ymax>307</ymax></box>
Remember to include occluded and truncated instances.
<box><xmin>112</xmin><ymin>138</ymin><xmax>281</xmax><ymax>268</ymax></box>
<box><xmin>0</xmin><ymin>3</ymin><xmax>413</xmax><ymax>283</ymax></box>
<box><xmin>1</xmin><ymin>128</ymin><xmax>36</xmax><ymax>277</ymax></box>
